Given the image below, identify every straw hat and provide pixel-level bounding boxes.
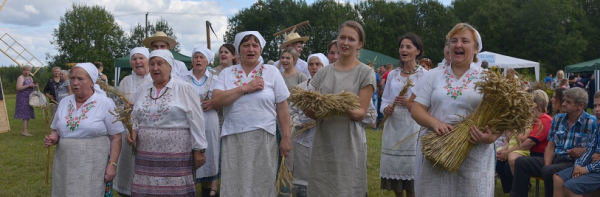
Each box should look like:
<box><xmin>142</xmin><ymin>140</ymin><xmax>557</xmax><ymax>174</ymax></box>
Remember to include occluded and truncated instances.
<box><xmin>143</xmin><ymin>31</ymin><xmax>177</xmax><ymax>49</ymax></box>
<box><xmin>280</xmin><ymin>31</ymin><xmax>309</xmax><ymax>49</ymax></box>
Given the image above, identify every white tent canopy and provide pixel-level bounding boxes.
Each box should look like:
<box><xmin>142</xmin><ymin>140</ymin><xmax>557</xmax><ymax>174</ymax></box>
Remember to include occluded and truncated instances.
<box><xmin>475</xmin><ymin>51</ymin><xmax>540</xmax><ymax>81</ymax></box>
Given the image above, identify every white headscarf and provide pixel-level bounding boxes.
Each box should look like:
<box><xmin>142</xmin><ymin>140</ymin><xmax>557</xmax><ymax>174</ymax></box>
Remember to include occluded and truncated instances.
<box><xmin>150</xmin><ymin>49</ymin><xmax>178</xmax><ymax>77</ymax></box>
<box><xmin>74</xmin><ymin>62</ymin><xmax>106</xmax><ymax>96</ymax></box>
<box><xmin>307</xmin><ymin>53</ymin><xmax>329</xmax><ymax>66</ymax></box>
<box><xmin>192</xmin><ymin>46</ymin><xmax>214</xmax><ymax>64</ymax></box>
<box><xmin>130</xmin><ymin>47</ymin><xmax>150</xmax><ymax>60</ymax></box>
<box><xmin>234</xmin><ymin>31</ymin><xmax>266</xmax><ymax>55</ymax></box>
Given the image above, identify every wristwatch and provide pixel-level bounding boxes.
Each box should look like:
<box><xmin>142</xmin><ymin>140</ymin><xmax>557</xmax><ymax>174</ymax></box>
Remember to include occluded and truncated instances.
<box><xmin>109</xmin><ymin>161</ymin><xmax>117</xmax><ymax>167</ymax></box>
<box><xmin>196</xmin><ymin>149</ymin><xmax>206</xmax><ymax>153</ymax></box>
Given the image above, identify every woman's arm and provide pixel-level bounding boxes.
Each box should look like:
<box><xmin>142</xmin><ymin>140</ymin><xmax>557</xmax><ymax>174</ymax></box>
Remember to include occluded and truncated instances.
<box><xmin>409</xmin><ymin>94</ymin><xmax>453</xmax><ymax>135</ymax></box>
<box><xmin>277</xmin><ymin>100</ymin><xmax>291</xmax><ymax>157</ymax></box>
<box><xmin>16</xmin><ymin>76</ymin><xmax>29</xmax><ymax>91</ymax></box>
<box><xmin>346</xmin><ymin>85</ymin><xmax>374</xmax><ymax>121</ymax></box>
<box><xmin>105</xmin><ymin>133</ymin><xmax>121</xmax><ymax>182</ymax></box>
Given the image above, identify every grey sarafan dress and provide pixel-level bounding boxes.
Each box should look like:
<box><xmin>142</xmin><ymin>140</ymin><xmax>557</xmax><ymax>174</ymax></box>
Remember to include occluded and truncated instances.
<box><xmin>307</xmin><ymin>63</ymin><xmax>376</xmax><ymax>196</ymax></box>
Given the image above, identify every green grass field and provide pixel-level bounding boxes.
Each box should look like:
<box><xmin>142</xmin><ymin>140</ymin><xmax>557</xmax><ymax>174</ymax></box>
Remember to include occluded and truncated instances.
<box><xmin>0</xmin><ymin>94</ymin><xmax>542</xmax><ymax>196</ymax></box>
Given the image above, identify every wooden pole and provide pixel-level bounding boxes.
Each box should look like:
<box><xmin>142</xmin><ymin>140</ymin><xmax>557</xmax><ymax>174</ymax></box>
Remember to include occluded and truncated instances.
<box><xmin>273</xmin><ymin>21</ymin><xmax>310</xmax><ymax>37</ymax></box>
<box><xmin>206</xmin><ymin>21</ymin><xmax>211</xmax><ymax>49</ymax></box>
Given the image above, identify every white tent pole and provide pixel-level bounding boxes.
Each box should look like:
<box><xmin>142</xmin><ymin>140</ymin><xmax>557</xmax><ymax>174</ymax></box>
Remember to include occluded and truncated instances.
<box><xmin>535</xmin><ymin>64</ymin><xmax>540</xmax><ymax>81</ymax></box>
<box><xmin>596</xmin><ymin>70</ymin><xmax>599</xmax><ymax>93</ymax></box>
<box><xmin>113</xmin><ymin>66</ymin><xmax>118</xmax><ymax>86</ymax></box>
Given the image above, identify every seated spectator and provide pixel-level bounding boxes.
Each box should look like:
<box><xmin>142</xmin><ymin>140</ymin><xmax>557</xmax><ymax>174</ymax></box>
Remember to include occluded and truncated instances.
<box><xmin>510</xmin><ymin>87</ymin><xmax>596</xmax><ymax>197</ymax></box>
<box><xmin>481</xmin><ymin>60</ymin><xmax>489</xmax><ymax>69</ymax></box>
<box><xmin>496</xmin><ymin>90</ymin><xmax>552</xmax><ymax>193</ymax></box>
<box><xmin>561</xmin><ymin>79</ymin><xmax>570</xmax><ymax>89</ymax></box>
<box><xmin>552</xmin><ymin>91</ymin><xmax>600</xmax><ymax>197</ymax></box>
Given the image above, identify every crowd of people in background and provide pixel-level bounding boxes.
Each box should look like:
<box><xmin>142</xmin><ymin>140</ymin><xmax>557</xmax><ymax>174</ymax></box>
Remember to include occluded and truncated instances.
<box><xmin>20</xmin><ymin>19</ymin><xmax>600</xmax><ymax>197</ymax></box>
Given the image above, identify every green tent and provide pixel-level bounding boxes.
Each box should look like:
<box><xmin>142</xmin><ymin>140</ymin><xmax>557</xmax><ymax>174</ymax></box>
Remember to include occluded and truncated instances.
<box><xmin>564</xmin><ymin>58</ymin><xmax>600</xmax><ymax>92</ymax></box>
<box><xmin>113</xmin><ymin>49</ymin><xmax>192</xmax><ymax>85</ymax></box>
<box><xmin>358</xmin><ymin>49</ymin><xmax>399</xmax><ymax>68</ymax></box>
<box><xmin>564</xmin><ymin>58</ymin><xmax>600</xmax><ymax>73</ymax></box>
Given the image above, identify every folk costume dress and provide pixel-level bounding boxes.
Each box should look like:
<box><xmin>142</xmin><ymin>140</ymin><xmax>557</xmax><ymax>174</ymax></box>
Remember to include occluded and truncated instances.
<box><xmin>212</xmin><ymin>62</ymin><xmax>290</xmax><ymax>196</ymax></box>
<box><xmin>50</xmin><ymin>92</ymin><xmax>125</xmax><ymax>196</ymax></box>
<box><xmin>113</xmin><ymin>73</ymin><xmax>151</xmax><ymax>196</ymax></box>
<box><xmin>414</xmin><ymin>63</ymin><xmax>495</xmax><ymax>197</ymax></box>
<box><xmin>130</xmin><ymin>78</ymin><xmax>207</xmax><ymax>197</ymax></box>
<box><xmin>283</xmin><ymin>71</ymin><xmax>308</xmax><ymax>90</ymax></box>
<box><xmin>379</xmin><ymin>66</ymin><xmax>428</xmax><ymax>192</ymax></box>
<box><xmin>183</xmin><ymin>70</ymin><xmax>221</xmax><ymax>182</ymax></box>
<box><xmin>287</xmin><ymin>79</ymin><xmax>316</xmax><ymax>187</ymax></box>
<box><xmin>307</xmin><ymin>63</ymin><xmax>376</xmax><ymax>196</ymax></box>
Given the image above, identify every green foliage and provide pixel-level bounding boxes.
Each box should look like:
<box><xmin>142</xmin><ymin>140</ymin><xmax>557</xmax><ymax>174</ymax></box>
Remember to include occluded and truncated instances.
<box><xmin>126</xmin><ymin>18</ymin><xmax>180</xmax><ymax>52</ymax></box>
<box><xmin>224</xmin><ymin>0</ymin><xmax>600</xmax><ymax>78</ymax></box>
<box><xmin>47</xmin><ymin>3</ymin><xmax>128</xmax><ymax>83</ymax></box>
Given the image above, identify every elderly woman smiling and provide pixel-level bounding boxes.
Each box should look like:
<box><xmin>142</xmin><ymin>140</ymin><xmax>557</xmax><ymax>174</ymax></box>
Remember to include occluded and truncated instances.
<box><xmin>44</xmin><ymin>63</ymin><xmax>124</xmax><ymax>196</ymax></box>
<box><xmin>212</xmin><ymin>31</ymin><xmax>291</xmax><ymax>196</ymax></box>
<box><xmin>126</xmin><ymin>49</ymin><xmax>207</xmax><ymax>196</ymax></box>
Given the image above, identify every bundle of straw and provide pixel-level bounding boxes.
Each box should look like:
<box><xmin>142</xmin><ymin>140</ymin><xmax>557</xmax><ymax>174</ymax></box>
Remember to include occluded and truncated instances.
<box><xmin>44</xmin><ymin>103</ymin><xmax>57</xmax><ymax>185</ymax></box>
<box><xmin>288</xmin><ymin>87</ymin><xmax>361</xmax><ymax>119</ymax></box>
<box><xmin>98</xmin><ymin>81</ymin><xmax>137</xmax><ymax>154</ymax></box>
<box><xmin>379</xmin><ymin>78</ymin><xmax>414</xmax><ymax>128</ymax></box>
<box><xmin>276</xmin><ymin>157</ymin><xmax>294</xmax><ymax>196</ymax></box>
<box><xmin>421</xmin><ymin>69</ymin><xmax>534</xmax><ymax>172</ymax></box>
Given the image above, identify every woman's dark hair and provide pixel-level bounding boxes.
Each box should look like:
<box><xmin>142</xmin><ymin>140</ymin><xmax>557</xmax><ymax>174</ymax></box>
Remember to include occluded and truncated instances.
<box><xmin>220</xmin><ymin>43</ymin><xmax>236</xmax><ymax>65</ymax></box>
<box><xmin>397</xmin><ymin>32</ymin><xmax>424</xmax><ymax>59</ymax></box>
<box><xmin>94</xmin><ymin>62</ymin><xmax>103</xmax><ymax>69</ymax></box>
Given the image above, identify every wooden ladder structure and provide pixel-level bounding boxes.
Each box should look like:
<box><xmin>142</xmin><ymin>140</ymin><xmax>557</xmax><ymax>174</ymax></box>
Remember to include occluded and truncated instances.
<box><xmin>0</xmin><ymin>76</ymin><xmax>9</xmax><ymax>133</ymax></box>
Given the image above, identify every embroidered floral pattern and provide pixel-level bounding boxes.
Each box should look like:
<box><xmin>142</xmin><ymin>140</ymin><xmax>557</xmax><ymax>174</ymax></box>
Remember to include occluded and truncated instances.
<box><xmin>443</xmin><ymin>68</ymin><xmax>479</xmax><ymax>100</ymax></box>
<box><xmin>64</xmin><ymin>101</ymin><xmax>97</xmax><ymax>131</ymax></box>
<box><xmin>232</xmin><ymin>65</ymin><xmax>265</xmax><ymax>87</ymax></box>
<box><xmin>137</xmin><ymin>89</ymin><xmax>172</xmax><ymax>122</ymax></box>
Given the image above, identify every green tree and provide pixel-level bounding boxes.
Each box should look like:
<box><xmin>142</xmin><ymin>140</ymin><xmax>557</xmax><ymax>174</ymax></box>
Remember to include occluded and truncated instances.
<box><xmin>47</xmin><ymin>3</ymin><xmax>127</xmax><ymax>82</ymax></box>
<box><xmin>304</xmin><ymin>0</ymin><xmax>359</xmax><ymax>55</ymax></box>
<box><xmin>126</xmin><ymin>18</ymin><xmax>180</xmax><ymax>51</ymax></box>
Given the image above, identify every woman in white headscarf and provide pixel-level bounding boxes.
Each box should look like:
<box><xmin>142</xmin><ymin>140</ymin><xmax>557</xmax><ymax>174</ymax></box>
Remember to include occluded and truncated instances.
<box><xmin>113</xmin><ymin>47</ymin><xmax>151</xmax><ymax>197</ymax></box>
<box><xmin>126</xmin><ymin>49</ymin><xmax>207</xmax><ymax>196</ymax></box>
<box><xmin>212</xmin><ymin>31</ymin><xmax>291</xmax><ymax>196</ymax></box>
<box><xmin>43</xmin><ymin>63</ymin><xmax>124</xmax><ymax>196</ymax></box>
<box><xmin>286</xmin><ymin>53</ymin><xmax>328</xmax><ymax>197</ymax></box>
<box><xmin>409</xmin><ymin>23</ymin><xmax>498</xmax><ymax>196</ymax></box>
<box><xmin>183</xmin><ymin>46</ymin><xmax>221</xmax><ymax>197</ymax></box>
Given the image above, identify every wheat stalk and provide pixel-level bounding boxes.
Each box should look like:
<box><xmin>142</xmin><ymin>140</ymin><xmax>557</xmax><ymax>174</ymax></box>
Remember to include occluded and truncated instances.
<box><xmin>276</xmin><ymin>157</ymin><xmax>294</xmax><ymax>196</ymax></box>
<box><xmin>98</xmin><ymin>81</ymin><xmax>137</xmax><ymax>154</ymax></box>
<box><xmin>288</xmin><ymin>87</ymin><xmax>361</xmax><ymax>119</ymax></box>
<box><xmin>379</xmin><ymin>78</ymin><xmax>414</xmax><ymax>128</ymax></box>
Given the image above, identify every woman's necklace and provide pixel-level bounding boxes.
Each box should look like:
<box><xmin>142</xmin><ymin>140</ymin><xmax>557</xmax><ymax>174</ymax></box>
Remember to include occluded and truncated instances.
<box><xmin>149</xmin><ymin>87</ymin><xmax>170</xmax><ymax>101</ymax></box>
<box><xmin>401</xmin><ymin>64</ymin><xmax>420</xmax><ymax>74</ymax></box>
<box><xmin>191</xmin><ymin>75</ymin><xmax>208</xmax><ymax>86</ymax></box>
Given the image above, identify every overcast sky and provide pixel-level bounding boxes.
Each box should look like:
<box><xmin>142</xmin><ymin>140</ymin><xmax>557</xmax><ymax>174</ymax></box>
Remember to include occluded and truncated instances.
<box><xmin>0</xmin><ymin>0</ymin><xmax>451</xmax><ymax>68</ymax></box>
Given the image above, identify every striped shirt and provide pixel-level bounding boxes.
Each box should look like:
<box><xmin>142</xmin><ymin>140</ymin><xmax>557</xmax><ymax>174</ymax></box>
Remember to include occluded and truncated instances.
<box><xmin>575</xmin><ymin>129</ymin><xmax>600</xmax><ymax>173</ymax></box>
<box><xmin>547</xmin><ymin>112</ymin><xmax>596</xmax><ymax>159</ymax></box>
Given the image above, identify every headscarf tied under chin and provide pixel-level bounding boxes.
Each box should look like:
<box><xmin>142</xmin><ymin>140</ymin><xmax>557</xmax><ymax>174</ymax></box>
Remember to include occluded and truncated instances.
<box><xmin>192</xmin><ymin>46</ymin><xmax>214</xmax><ymax>65</ymax></box>
<box><xmin>74</xmin><ymin>62</ymin><xmax>106</xmax><ymax>96</ymax></box>
<box><xmin>307</xmin><ymin>53</ymin><xmax>329</xmax><ymax>67</ymax></box>
<box><xmin>130</xmin><ymin>47</ymin><xmax>150</xmax><ymax>60</ymax></box>
<box><xmin>234</xmin><ymin>31</ymin><xmax>266</xmax><ymax>55</ymax></box>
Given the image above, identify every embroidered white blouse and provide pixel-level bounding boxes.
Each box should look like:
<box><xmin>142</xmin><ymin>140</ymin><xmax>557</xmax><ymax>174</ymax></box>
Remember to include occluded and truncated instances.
<box><xmin>118</xmin><ymin>73</ymin><xmax>152</xmax><ymax>101</ymax></box>
<box><xmin>414</xmin><ymin>63</ymin><xmax>483</xmax><ymax>123</ymax></box>
<box><xmin>212</xmin><ymin>62</ymin><xmax>290</xmax><ymax>137</ymax></box>
<box><xmin>380</xmin><ymin>66</ymin><xmax>428</xmax><ymax>113</ymax></box>
<box><xmin>131</xmin><ymin>78</ymin><xmax>207</xmax><ymax>150</ymax></box>
<box><xmin>51</xmin><ymin>92</ymin><xmax>125</xmax><ymax>138</ymax></box>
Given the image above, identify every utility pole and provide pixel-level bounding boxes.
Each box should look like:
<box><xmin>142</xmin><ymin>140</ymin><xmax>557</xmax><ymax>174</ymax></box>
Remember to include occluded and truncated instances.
<box><xmin>145</xmin><ymin>12</ymin><xmax>149</xmax><ymax>38</ymax></box>
<box><xmin>206</xmin><ymin>21</ymin><xmax>211</xmax><ymax>49</ymax></box>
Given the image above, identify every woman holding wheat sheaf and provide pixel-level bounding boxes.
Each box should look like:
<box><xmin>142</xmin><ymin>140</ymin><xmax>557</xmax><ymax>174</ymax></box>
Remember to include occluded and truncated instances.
<box><xmin>305</xmin><ymin>20</ymin><xmax>376</xmax><ymax>196</ymax></box>
<box><xmin>379</xmin><ymin>32</ymin><xmax>428</xmax><ymax>197</ymax></box>
<box><xmin>409</xmin><ymin>23</ymin><xmax>500</xmax><ymax>196</ymax></box>
<box><xmin>113</xmin><ymin>47</ymin><xmax>151</xmax><ymax>197</ymax></box>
